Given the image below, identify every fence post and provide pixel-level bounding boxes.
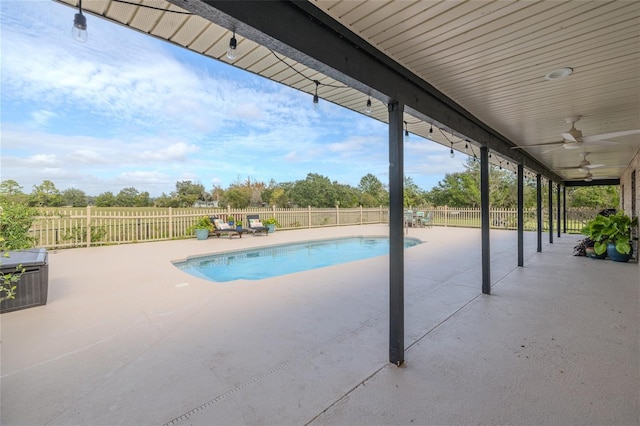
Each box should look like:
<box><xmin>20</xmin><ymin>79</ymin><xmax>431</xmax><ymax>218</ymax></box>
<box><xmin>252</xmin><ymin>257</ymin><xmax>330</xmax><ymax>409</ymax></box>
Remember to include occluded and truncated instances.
<box><xmin>168</xmin><ymin>207</ymin><xmax>173</xmax><ymax>239</ymax></box>
<box><xmin>336</xmin><ymin>205</ymin><xmax>340</xmax><ymax>226</ymax></box>
<box><xmin>86</xmin><ymin>206</ymin><xmax>92</xmax><ymax>247</ymax></box>
<box><xmin>444</xmin><ymin>205</ymin><xmax>448</xmax><ymax>227</ymax></box>
<box><xmin>308</xmin><ymin>205</ymin><xmax>312</xmax><ymax>228</ymax></box>
<box><xmin>360</xmin><ymin>205</ymin><xmax>363</xmax><ymax>225</ymax></box>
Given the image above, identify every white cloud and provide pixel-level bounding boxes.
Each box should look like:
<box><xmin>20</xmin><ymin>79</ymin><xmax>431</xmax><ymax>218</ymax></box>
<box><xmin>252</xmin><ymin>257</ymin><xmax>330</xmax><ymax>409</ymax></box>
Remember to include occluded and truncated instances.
<box><xmin>138</xmin><ymin>143</ymin><xmax>200</xmax><ymax>162</ymax></box>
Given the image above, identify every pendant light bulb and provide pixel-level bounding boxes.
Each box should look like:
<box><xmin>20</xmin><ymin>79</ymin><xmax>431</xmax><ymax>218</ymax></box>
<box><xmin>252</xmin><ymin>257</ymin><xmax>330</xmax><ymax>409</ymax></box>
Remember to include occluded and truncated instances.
<box><xmin>450</xmin><ymin>143</ymin><xmax>455</xmax><ymax>158</ymax></box>
<box><xmin>365</xmin><ymin>97</ymin><xmax>372</xmax><ymax>114</ymax></box>
<box><xmin>312</xmin><ymin>80</ymin><xmax>319</xmax><ymax>110</ymax></box>
<box><xmin>428</xmin><ymin>125</ymin><xmax>433</xmax><ymax>139</ymax></box>
<box><xmin>71</xmin><ymin>0</ymin><xmax>88</xmax><ymax>43</ymax></box>
<box><xmin>227</xmin><ymin>32</ymin><xmax>238</xmax><ymax>60</ymax></box>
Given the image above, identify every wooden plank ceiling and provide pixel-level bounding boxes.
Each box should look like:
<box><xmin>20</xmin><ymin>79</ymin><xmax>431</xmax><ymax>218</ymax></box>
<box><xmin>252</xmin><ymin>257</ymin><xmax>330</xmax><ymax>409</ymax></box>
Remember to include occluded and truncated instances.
<box><xmin>56</xmin><ymin>0</ymin><xmax>640</xmax><ymax>183</ymax></box>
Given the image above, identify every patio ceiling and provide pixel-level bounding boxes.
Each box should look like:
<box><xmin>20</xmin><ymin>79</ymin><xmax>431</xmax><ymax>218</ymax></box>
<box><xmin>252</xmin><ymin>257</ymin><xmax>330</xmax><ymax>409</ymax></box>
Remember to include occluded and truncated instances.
<box><xmin>55</xmin><ymin>0</ymin><xmax>640</xmax><ymax>184</ymax></box>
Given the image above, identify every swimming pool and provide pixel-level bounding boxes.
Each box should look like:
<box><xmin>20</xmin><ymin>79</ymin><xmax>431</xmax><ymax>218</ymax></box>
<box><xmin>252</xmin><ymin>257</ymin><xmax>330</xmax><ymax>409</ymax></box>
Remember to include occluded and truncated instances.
<box><xmin>174</xmin><ymin>236</ymin><xmax>421</xmax><ymax>282</ymax></box>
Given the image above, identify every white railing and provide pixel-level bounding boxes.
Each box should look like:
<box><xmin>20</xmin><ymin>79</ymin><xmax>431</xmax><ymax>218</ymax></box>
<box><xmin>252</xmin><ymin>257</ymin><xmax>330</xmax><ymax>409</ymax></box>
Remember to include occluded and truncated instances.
<box><xmin>30</xmin><ymin>205</ymin><xmax>596</xmax><ymax>249</ymax></box>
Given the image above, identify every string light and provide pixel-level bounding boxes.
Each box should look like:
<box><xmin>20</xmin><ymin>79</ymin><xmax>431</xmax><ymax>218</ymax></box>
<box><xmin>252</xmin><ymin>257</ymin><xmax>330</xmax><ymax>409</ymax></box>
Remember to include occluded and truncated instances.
<box><xmin>428</xmin><ymin>125</ymin><xmax>433</xmax><ymax>139</ymax></box>
<box><xmin>71</xmin><ymin>0</ymin><xmax>88</xmax><ymax>43</ymax></box>
<box><xmin>365</xmin><ymin>97</ymin><xmax>372</xmax><ymax>114</ymax></box>
<box><xmin>313</xmin><ymin>80</ymin><xmax>319</xmax><ymax>110</ymax></box>
<box><xmin>227</xmin><ymin>31</ymin><xmax>237</xmax><ymax>60</ymax></box>
<box><xmin>450</xmin><ymin>142</ymin><xmax>455</xmax><ymax>158</ymax></box>
<box><xmin>404</xmin><ymin>121</ymin><xmax>410</xmax><ymax>141</ymax></box>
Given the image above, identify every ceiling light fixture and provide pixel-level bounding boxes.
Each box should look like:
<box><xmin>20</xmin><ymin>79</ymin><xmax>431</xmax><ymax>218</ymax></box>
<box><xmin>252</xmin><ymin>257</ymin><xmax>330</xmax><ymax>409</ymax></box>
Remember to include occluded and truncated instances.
<box><xmin>226</xmin><ymin>31</ymin><xmax>238</xmax><ymax>60</ymax></box>
<box><xmin>312</xmin><ymin>80</ymin><xmax>319</xmax><ymax>110</ymax></box>
<box><xmin>71</xmin><ymin>0</ymin><xmax>88</xmax><ymax>43</ymax></box>
<box><xmin>544</xmin><ymin>67</ymin><xmax>573</xmax><ymax>81</ymax></box>
<box><xmin>365</xmin><ymin>97</ymin><xmax>372</xmax><ymax>114</ymax></box>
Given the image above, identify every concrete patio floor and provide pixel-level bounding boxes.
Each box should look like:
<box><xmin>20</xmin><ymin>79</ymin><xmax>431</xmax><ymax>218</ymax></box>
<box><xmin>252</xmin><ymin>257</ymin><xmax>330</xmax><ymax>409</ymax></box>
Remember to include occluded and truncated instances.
<box><xmin>1</xmin><ymin>225</ymin><xmax>638</xmax><ymax>425</ymax></box>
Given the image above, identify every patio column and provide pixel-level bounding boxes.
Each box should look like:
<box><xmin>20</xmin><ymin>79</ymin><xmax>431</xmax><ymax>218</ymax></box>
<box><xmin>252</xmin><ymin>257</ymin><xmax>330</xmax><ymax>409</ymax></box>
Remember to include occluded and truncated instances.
<box><xmin>537</xmin><ymin>174</ymin><xmax>542</xmax><ymax>252</ymax></box>
<box><xmin>388</xmin><ymin>101</ymin><xmax>404</xmax><ymax>366</ymax></box>
<box><xmin>517</xmin><ymin>164</ymin><xmax>524</xmax><ymax>267</ymax></box>
<box><xmin>549</xmin><ymin>179</ymin><xmax>554</xmax><ymax>244</ymax></box>
<box><xmin>481</xmin><ymin>146</ymin><xmax>491</xmax><ymax>294</ymax></box>
<box><xmin>557</xmin><ymin>183</ymin><xmax>561</xmax><ymax>238</ymax></box>
<box><xmin>563</xmin><ymin>185</ymin><xmax>567</xmax><ymax>234</ymax></box>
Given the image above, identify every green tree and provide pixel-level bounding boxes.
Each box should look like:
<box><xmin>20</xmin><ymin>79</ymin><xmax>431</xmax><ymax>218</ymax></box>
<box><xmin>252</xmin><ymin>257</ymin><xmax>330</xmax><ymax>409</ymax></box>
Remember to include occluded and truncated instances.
<box><xmin>0</xmin><ymin>200</ymin><xmax>37</xmax><ymax>250</ymax></box>
<box><xmin>404</xmin><ymin>176</ymin><xmax>426</xmax><ymax>207</ymax></box>
<box><xmin>358</xmin><ymin>174</ymin><xmax>388</xmax><ymax>206</ymax></box>
<box><xmin>174</xmin><ymin>180</ymin><xmax>206</xmax><ymax>207</ymax></box>
<box><xmin>95</xmin><ymin>191</ymin><xmax>117</xmax><ymax>207</ymax></box>
<box><xmin>568</xmin><ymin>186</ymin><xmax>619</xmax><ymax>208</ymax></box>
<box><xmin>269</xmin><ymin>187</ymin><xmax>289</xmax><ymax>207</ymax></box>
<box><xmin>289</xmin><ymin>173</ymin><xmax>338</xmax><ymax>207</ymax></box>
<box><xmin>62</xmin><ymin>188</ymin><xmax>88</xmax><ymax>207</ymax></box>
<box><xmin>29</xmin><ymin>180</ymin><xmax>63</xmax><ymax>207</ymax></box>
<box><xmin>223</xmin><ymin>186</ymin><xmax>251</xmax><ymax>208</ymax></box>
<box><xmin>116</xmin><ymin>187</ymin><xmax>140</xmax><ymax>207</ymax></box>
<box><xmin>0</xmin><ymin>179</ymin><xmax>28</xmax><ymax>204</ymax></box>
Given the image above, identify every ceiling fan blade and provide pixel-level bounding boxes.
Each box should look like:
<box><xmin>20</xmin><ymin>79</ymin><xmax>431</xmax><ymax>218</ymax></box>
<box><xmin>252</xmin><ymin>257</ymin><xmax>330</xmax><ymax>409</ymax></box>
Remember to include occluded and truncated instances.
<box><xmin>561</xmin><ymin>132</ymin><xmax>579</xmax><ymax>143</ymax></box>
<box><xmin>511</xmin><ymin>141</ymin><xmax>563</xmax><ymax>150</ymax></box>
<box><xmin>564</xmin><ymin>140</ymin><xmax>618</xmax><ymax>149</ymax></box>
<box><xmin>541</xmin><ymin>144</ymin><xmax>565</xmax><ymax>154</ymax></box>
<box><xmin>582</xmin><ymin>129</ymin><xmax>640</xmax><ymax>143</ymax></box>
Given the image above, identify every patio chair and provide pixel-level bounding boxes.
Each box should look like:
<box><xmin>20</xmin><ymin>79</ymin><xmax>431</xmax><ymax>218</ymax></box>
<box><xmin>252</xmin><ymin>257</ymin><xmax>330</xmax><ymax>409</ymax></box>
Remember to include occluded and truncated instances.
<box><xmin>210</xmin><ymin>216</ymin><xmax>245</xmax><ymax>239</ymax></box>
<box><xmin>424</xmin><ymin>212</ymin><xmax>433</xmax><ymax>227</ymax></box>
<box><xmin>246</xmin><ymin>214</ymin><xmax>269</xmax><ymax>236</ymax></box>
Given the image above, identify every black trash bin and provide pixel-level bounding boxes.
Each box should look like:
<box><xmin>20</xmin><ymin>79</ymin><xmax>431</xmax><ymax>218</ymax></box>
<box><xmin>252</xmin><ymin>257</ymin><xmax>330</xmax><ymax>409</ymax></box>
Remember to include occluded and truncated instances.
<box><xmin>1</xmin><ymin>248</ymin><xmax>49</xmax><ymax>313</ymax></box>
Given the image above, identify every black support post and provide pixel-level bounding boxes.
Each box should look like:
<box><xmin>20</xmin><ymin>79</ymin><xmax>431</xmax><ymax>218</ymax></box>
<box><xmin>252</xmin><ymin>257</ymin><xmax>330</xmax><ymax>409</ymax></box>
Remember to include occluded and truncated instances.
<box><xmin>517</xmin><ymin>164</ymin><xmax>524</xmax><ymax>267</ymax></box>
<box><xmin>481</xmin><ymin>146</ymin><xmax>491</xmax><ymax>294</ymax></box>
<box><xmin>557</xmin><ymin>183</ymin><xmax>561</xmax><ymax>238</ymax></box>
<box><xmin>388</xmin><ymin>101</ymin><xmax>404</xmax><ymax>366</ymax></box>
<box><xmin>563</xmin><ymin>185</ymin><xmax>567</xmax><ymax>234</ymax></box>
<box><xmin>537</xmin><ymin>174</ymin><xmax>542</xmax><ymax>252</ymax></box>
<box><xmin>549</xmin><ymin>180</ymin><xmax>554</xmax><ymax>244</ymax></box>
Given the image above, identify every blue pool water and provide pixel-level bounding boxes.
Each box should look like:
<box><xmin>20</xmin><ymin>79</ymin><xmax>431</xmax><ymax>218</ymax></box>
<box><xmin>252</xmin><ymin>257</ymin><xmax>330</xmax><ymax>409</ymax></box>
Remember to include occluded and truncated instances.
<box><xmin>174</xmin><ymin>236</ymin><xmax>421</xmax><ymax>282</ymax></box>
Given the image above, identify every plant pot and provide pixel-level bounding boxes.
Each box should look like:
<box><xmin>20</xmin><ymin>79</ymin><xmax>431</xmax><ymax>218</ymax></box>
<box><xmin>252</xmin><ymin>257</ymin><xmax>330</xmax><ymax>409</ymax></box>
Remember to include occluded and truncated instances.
<box><xmin>195</xmin><ymin>228</ymin><xmax>210</xmax><ymax>240</ymax></box>
<box><xmin>266</xmin><ymin>224</ymin><xmax>276</xmax><ymax>233</ymax></box>
<box><xmin>606</xmin><ymin>242</ymin><xmax>632</xmax><ymax>262</ymax></box>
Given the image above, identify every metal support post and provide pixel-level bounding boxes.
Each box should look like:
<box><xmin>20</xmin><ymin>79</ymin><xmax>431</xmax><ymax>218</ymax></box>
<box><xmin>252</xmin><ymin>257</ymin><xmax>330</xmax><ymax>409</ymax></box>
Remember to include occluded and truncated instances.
<box><xmin>481</xmin><ymin>146</ymin><xmax>491</xmax><ymax>294</ymax></box>
<box><xmin>537</xmin><ymin>174</ymin><xmax>542</xmax><ymax>252</ymax></box>
<box><xmin>388</xmin><ymin>101</ymin><xmax>404</xmax><ymax>366</ymax></box>
<box><xmin>517</xmin><ymin>164</ymin><xmax>524</xmax><ymax>267</ymax></box>
<box><xmin>549</xmin><ymin>180</ymin><xmax>554</xmax><ymax>244</ymax></box>
<box><xmin>557</xmin><ymin>183</ymin><xmax>561</xmax><ymax>238</ymax></box>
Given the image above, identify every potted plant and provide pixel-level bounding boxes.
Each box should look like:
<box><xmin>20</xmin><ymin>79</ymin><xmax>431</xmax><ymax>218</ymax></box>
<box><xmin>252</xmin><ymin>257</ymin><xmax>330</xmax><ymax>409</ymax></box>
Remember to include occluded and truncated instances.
<box><xmin>235</xmin><ymin>220</ymin><xmax>243</xmax><ymax>230</ymax></box>
<box><xmin>262</xmin><ymin>217</ymin><xmax>280</xmax><ymax>233</ymax></box>
<box><xmin>188</xmin><ymin>216</ymin><xmax>213</xmax><ymax>240</ymax></box>
<box><xmin>582</xmin><ymin>212</ymin><xmax>638</xmax><ymax>262</ymax></box>
<box><xmin>226</xmin><ymin>215</ymin><xmax>235</xmax><ymax>226</ymax></box>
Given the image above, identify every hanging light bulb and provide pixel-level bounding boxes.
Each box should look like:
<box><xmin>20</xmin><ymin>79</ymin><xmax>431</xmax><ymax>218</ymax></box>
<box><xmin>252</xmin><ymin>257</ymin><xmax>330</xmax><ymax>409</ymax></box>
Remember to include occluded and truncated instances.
<box><xmin>71</xmin><ymin>0</ymin><xmax>88</xmax><ymax>43</ymax></box>
<box><xmin>227</xmin><ymin>31</ymin><xmax>238</xmax><ymax>60</ymax></box>
<box><xmin>403</xmin><ymin>121</ymin><xmax>409</xmax><ymax>141</ymax></box>
<box><xmin>313</xmin><ymin>80</ymin><xmax>319</xmax><ymax>110</ymax></box>
<box><xmin>465</xmin><ymin>141</ymin><xmax>469</xmax><ymax>150</ymax></box>
<box><xmin>450</xmin><ymin>143</ymin><xmax>455</xmax><ymax>158</ymax></box>
<box><xmin>428</xmin><ymin>125</ymin><xmax>433</xmax><ymax>139</ymax></box>
<box><xmin>365</xmin><ymin>97</ymin><xmax>372</xmax><ymax>114</ymax></box>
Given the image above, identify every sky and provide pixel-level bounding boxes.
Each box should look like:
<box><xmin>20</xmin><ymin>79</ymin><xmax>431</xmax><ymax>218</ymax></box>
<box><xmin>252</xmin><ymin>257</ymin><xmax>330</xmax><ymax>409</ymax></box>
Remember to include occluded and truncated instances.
<box><xmin>0</xmin><ymin>0</ymin><xmax>468</xmax><ymax>198</ymax></box>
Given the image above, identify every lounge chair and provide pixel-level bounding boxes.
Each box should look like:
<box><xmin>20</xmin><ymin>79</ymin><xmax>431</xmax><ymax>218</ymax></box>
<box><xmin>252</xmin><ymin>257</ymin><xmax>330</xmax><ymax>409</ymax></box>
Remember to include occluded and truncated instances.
<box><xmin>210</xmin><ymin>216</ymin><xmax>245</xmax><ymax>239</ymax></box>
<box><xmin>246</xmin><ymin>214</ymin><xmax>269</xmax><ymax>236</ymax></box>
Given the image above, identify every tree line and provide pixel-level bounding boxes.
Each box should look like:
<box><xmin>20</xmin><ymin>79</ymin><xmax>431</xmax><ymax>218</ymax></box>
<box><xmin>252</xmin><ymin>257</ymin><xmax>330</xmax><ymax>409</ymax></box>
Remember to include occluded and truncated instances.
<box><xmin>0</xmin><ymin>160</ymin><xmax>619</xmax><ymax>209</ymax></box>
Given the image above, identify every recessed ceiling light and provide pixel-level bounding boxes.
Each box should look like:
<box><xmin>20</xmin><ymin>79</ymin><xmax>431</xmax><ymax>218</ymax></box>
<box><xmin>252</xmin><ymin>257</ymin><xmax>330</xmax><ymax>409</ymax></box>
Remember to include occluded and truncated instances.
<box><xmin>544</xmin><ymin>67</ymin><xmax>573</xmax><ymax>81</ymax></box>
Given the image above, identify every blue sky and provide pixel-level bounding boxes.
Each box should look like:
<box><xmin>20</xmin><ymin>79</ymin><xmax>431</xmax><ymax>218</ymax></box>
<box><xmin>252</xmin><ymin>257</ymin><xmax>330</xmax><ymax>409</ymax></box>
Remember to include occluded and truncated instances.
<box><xmin>1</xmin><ymin>0</ymin><xmax>468</xmax><ymax>197</ymax></box>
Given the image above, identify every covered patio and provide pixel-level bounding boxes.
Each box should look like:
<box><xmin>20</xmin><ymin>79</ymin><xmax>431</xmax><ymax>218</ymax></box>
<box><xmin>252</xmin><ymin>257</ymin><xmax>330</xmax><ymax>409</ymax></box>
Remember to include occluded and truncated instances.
<box><xmin>2</xmin><ymin>225</ymin><xmax>637</xmax><ymax>425</ymax></box>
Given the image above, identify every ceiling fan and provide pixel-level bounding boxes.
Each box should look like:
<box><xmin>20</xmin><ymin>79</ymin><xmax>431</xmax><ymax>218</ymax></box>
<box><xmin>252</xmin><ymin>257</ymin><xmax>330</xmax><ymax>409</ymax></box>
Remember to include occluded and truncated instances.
<box><xmin>511</xmin><ymin>116</ymin><xmax>640</xmax><ymax>152</ymax></box>
<box><xmin>551</xmin><ymin>152</ymin><xmax>605</xmax><ymax>172</ymax></box>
